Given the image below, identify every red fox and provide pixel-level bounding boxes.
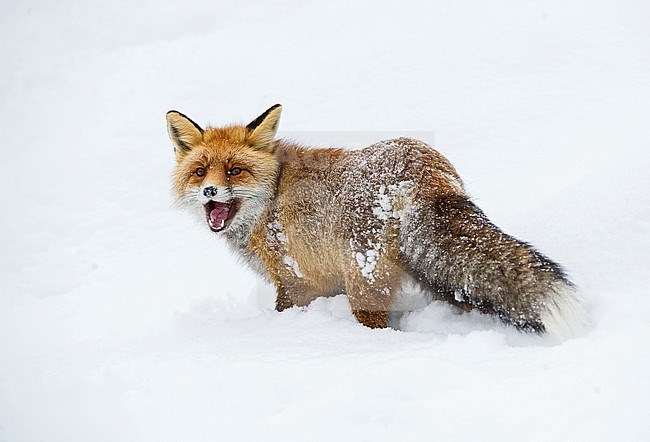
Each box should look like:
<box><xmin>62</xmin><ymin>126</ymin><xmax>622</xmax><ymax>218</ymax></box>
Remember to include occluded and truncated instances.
<box><xmin>166</xmin><ymin>104</ymin><xmax>588</xmax><ymax>338</ymax></box>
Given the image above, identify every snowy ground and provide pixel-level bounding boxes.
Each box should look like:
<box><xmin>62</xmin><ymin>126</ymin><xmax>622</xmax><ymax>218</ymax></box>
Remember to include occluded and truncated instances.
<box><xmin>1</xmin><ymin>0</ymin><xmax>650</xmax><ymax>440</ymax></box>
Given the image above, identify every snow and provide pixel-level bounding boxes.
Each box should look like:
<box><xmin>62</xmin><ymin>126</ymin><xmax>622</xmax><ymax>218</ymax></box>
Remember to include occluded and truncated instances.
<box><xmin>1</xmin><ymin>0</ymin><xmax>650</xmax><ymax>440</ymax></box>
<box><xmin>373</xmin><ymin>184</ymin><xmax>394</xmax><ymax>220</ymax></box>
<box><xmin>354</xmin><ymin>247</ymin><xmax>379</xmax><ymax>282</ymax></box>
<box><xmin>267</xmin><ymin>219</ymin><xmax>287</xmax><ymax>244</ymax></box>
<box><xmin>283</xmin><ymin>255</ymin><xmax>303</xmax><ymax>279</ymax></box>
<box><xmin>372</xmin><ymin>181</ymin><xmax>412</xmax><ymax>221</ymax></box>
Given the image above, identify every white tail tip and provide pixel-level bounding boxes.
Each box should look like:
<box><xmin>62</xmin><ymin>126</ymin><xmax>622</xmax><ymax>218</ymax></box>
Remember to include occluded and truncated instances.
<box><xmin>540</xmin><ymin>282</ymin><xmax>590</xmax><ymax>340</ymax></box>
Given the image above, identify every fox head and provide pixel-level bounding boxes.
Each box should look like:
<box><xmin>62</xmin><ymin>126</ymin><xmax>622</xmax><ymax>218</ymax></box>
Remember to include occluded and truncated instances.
<box><xmin>167</xmin><ymin>104</ymin><xmax>282</xmax><ymax>239</ymax></box>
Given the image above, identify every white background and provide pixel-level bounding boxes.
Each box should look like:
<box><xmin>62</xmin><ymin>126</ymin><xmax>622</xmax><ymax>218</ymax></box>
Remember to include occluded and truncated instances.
<box><xmin>1</xmin><ymin>0</ymin><xmax>649</xmax><ymax>440</ymax></box>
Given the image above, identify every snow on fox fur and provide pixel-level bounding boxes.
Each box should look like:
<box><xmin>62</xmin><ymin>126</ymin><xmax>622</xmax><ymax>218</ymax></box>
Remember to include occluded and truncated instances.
<box><xmin>167</xmin><ymin>104</ymin><xmax>588</xmax><ymax>338</ymax></box>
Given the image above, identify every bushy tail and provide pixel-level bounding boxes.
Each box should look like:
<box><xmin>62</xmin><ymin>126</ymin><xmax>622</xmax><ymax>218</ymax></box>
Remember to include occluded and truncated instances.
<box><xmin>401</xmin><ymin>194</ymin><xmax>589</xmax><ymax>338</ymax></box>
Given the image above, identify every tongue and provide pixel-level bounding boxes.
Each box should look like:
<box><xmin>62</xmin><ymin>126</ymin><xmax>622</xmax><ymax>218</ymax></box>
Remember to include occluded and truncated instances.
<box><xmin>209</xmin><ymin>203</ymin><xmax>230</xmax><ymax>229</ymax></box>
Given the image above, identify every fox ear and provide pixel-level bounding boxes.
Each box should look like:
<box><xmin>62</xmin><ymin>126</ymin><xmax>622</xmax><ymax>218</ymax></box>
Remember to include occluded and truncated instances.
<box><xmin>166</xmin><ymin>110</ymin><xmax>204</xmax><ymax>159</ymax></box>
<box><xmin>246</xmin><ymin>104</ymin><xmax>282</xmax><ymax>151</ymax></box>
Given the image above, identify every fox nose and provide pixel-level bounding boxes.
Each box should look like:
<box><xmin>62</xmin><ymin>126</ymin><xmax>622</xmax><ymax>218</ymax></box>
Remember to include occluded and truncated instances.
<box><xmin>203</xmin><ymin>186</ymin><xmax>218</xmax><ymax>198</ymax></box>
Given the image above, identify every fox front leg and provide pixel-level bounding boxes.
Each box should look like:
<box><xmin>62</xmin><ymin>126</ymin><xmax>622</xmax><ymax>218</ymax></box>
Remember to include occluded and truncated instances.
<box><xmin>274</xmin><ymin>282</ymin><xmax>318</xmax><ymax>312</ymax></box>
<box><xmin>275</xmin><ymin>285</ymin><xmax>294</xmax><ymax>312</ymax></box>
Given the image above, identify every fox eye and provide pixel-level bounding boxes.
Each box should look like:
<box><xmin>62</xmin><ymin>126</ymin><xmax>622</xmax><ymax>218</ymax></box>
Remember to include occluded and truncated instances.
<box><xmin>195</xmin><ymin>167</ymin><xmax>206</xmax><ymax>177</ymax></box>
<box><xmin>228</xmin><ymin>167</ymin><xmax>242</xmax><ymax>176</ymax></box>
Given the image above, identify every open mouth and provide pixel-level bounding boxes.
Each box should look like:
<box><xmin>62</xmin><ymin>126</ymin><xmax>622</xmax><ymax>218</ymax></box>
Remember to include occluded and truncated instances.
<box><xmin>204</xmin><ymin>200</ymin><xmax>239</xmax><ymax>232</ymax></box>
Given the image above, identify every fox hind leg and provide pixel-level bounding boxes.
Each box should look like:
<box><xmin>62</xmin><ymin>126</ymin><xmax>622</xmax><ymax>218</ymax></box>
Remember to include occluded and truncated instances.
<box><xmin>344</xmin><ymin>271</ymin><xmax>396</xmax><ymax>329</ymax></box>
